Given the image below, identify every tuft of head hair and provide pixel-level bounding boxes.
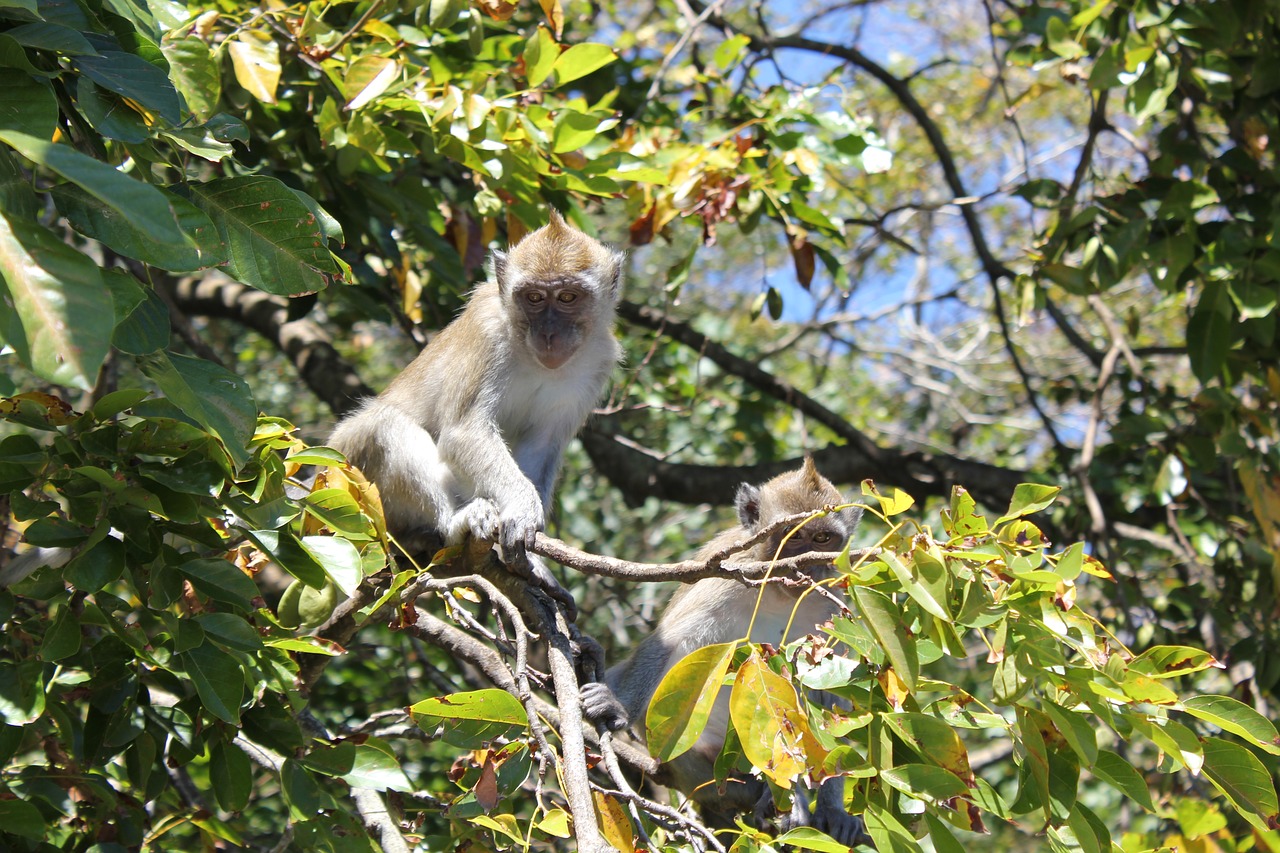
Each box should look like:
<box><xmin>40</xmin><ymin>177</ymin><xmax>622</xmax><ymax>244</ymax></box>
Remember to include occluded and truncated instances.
<box><xmin>735</xmin><ymin>456</ymin><xmax>857</xmax><ymax>531</ymax></box>
<box><xmin>500</xmin><ymin>210</ymin><xmax>622</xmax><ymax>289</ymax></box>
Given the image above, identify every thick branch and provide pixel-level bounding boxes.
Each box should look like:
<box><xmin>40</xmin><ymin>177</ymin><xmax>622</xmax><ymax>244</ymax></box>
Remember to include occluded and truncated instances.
<box><xmin>167</xmin><ymin>276</ymin><xmax>373</xmax><ymax>417</ymax></box>
<box><xmin>582</xmin><ymin>427</ymin><xmax>1031</xmax><ymax>513</ymax></box>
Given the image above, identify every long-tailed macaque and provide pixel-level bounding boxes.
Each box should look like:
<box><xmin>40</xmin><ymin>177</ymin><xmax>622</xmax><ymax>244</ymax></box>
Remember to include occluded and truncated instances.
<box><xmin>329</xmin><ymin>213</ymin><xmax>623</xmax><ymax>596</ymax></box>
<box><xmin>582</xmin><ymin>459</ymin><xmax>871</xmax><ymax>847</ymax></box>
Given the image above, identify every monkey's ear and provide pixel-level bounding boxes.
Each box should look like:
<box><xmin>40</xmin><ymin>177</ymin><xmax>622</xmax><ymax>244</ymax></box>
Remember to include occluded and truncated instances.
<box><xmin>491</xmin><ymin>250</ymin><xmax>509</xmax><ymax>291</ymax></box>
<box><xmin>607</xmin><ymin>250</ymin><xmax>625</xmax><ymax>298</ymax></box>
<box><xmin>735</xmin><ymin>483</ymin><xmax>762</xmax><ymax>530</ymax></box>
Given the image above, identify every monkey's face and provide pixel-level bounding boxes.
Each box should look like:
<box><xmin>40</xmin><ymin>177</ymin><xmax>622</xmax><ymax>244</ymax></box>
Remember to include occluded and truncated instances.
<box><xmin>513</xmin><ymin>281</ymin><xmax>592</xmax><ymax>370</ymax></box>
<box><xmin>767</xmin><ymin>516</ymin><xmax>853</xmax><ymax>561</ymax></box>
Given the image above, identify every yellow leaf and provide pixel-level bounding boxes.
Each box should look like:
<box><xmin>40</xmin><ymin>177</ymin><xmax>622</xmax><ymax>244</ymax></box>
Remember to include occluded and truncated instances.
<box><xmin>592</xmin><ymin>792</ymin><xmax>635</xmax><ymax>853</ymax></box>
<box><xmin>1238</xmin><ymin>462</ymin><xmax>1280</xmax><ymax>600</ymax></box>
<box><xmin>537</xmin><ymin>0</ymin><xmax>564</xmax><ymax>38</ymax></box>
<box><xmin>728</xmin><ymin>651</ymin><xmax>825</xmax><ymax>787</ymax></box>
<box><xmin>227</xmin><ymin>35</ymin><xmax>280</xmax><ymax>105</ymax></box>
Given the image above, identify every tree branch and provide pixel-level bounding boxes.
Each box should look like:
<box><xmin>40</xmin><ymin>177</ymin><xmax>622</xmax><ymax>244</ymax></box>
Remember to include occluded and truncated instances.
<box><xmin>167</xmin><ymin>275</ymin><xmax>373</xmax><ymax>417</ymax></box>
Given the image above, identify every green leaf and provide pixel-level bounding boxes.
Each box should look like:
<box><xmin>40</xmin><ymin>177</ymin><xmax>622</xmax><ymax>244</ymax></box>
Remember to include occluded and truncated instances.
<box><xmin>773</xmin><ymin>826</ymin><xmax>855</xmax><ymax>851</ymax></box>
<box><xmin>3</xmin><ymin>22</ymin><xmax>95</xmax><ymax>55</ymax></box>
<box><xmin>1201</xmin><ymin>737</ymin><xmax>1280</xmax><ymax>827</ymax></box>
<box><xmin>862</xmin><ymin>802</ymin><xmax>923</xmax><ymax>853</ymax></box>
<box><xmin>246</xmin><ymin>529</ymin><xmax>328</xmax><ymax>589</ymax></box>
<box><xmin>882</xmin><ymin>551</ymin><xmax>951</xmax><ymax>621</ymax></box>
<box><xmin>74</xmin><ymin>50</ymin><xmax>181</xmax><ymax>124</ymax></box>
<box><xmin>1091</xmin><ymin>749</ymin><xmax>1155</xmax><ymax>812</ymax></box>
<box><xmin>522</xmin><ymin>24</ymin><xmax>558</xmax><ymax>87</ymax></box>
<box><xmin>921</xmin><ymin>812</ymin><xmax>968</xmax><ymax>853</ymax></box>
<box><xmin>552</xmin><ymin>110</ymin><xmax>604</xmax><ymax>153</ymax></box>
<box><xmin>343</xmin><ymin>55</ymin><xmax>399</xmax><ymax>111</ymax></box>
<box><xmin>1052</xmin><ymin>542</ymin><xmax>1084</xmax><ymax>581</ymax></box>
<box><xmin>210</xmin><ymin>738</ymin><xmax>252</xmax><ymax>812</ymax></box>
<box><xmin>882</xmin><ymin>713</ymin><xmax>973</xmax><ymax>782</ymax></box>
<box><xmin>942</xmin><ymin>485</ymin><xmax>987</xmax><ymax>537</ymax></box>
<box><xmin>1045</xmin><ymin>15</ymin><xmax>1086</xmax><ymax>59</ymax></box>
<box><xmin>1182</xmin><ymin>695</ymin><xmax>1280</xmax><ymax>755</ymax></box>
<box><xmin>52</xmin><ymin>183</ymin><xmax>224</xmax><ymax>272</ymax></box>
<box><xmin>38</xmin><ymin>603</ymin><xmax>81</xmax><ymax>661</ymax></box>
<box><xmin>0</xmin><ymin>130</ymin><xmax>189</xmax><ymax>249</ymax></box>
<box><xmin>161</xmin><ymin>36</ymin><xmax>221</xmax><ymax>122</ymax></box>
<box><xmin>712</xmin><ymin>33</ymin><xmax>750</xmax><ymax>71</ymax></box>
<box><xmin>0</xmin><ymin>144</ymin><xmax>38</xmax><ymax>221</ymax></box>
<box><xmin>182</xmin><ymin>176</ymin><xmax>338</xmax><ymax>296</ymax></box>
<box><xmin>75</xmin><ymin>78</ymin><xmax>150</xmax><ymax>143</ymax></box>
<box><xmin>0</xmin><ymin>661</ymin><xmax>44</xmax><ymax>724</ymax></box>
<box><xmin>340</xmin><ymin>744</ymin><xmax>414</xmax><ymax>792</ymax></box>
<box><xmin>65</xmin><ymin>535</ymin><xmax>125</xmax><ymax>592</ymax></box>
<box><xmin>852</xmin><ymin>586</ymin><xmax>918</xmax><ymax>692</ymax></box>
<box><xmin>111</xmin><ymin>280</ymin><xmax>170</xmax><ymax>354</ymax></box>
<box><xmin>1129</xmin><ymin>645</ymin><xmax>1220</xmax><ymax>679</ymax></box>
<box><xmin>1040</xmin><ymin>700</ymin><xmax>1097</xmax><ymax>766</ymax></box>
<box><xmin>0</xmin><ymin>798</ymin><xmax>45</xmax><ymax>840</ymax></box>
<box><xmin>138</xmin><ymin>351</ymin><xmax>256</xmax><ymax>469</ymax></box>
<box><xmin>0</xmin><ymin>213</ymin><xmax>112</xmax><ymax>390</ymax></box>
<box><xmin>411</xmin><ymin>689</ymin><xmax>529</xmax><ymax>748</ymax></box>
<box><xmin>550</xmin><ymin>43</ymin><xmax>616</xmax><ymax>85</ymax></box>
<box><xmin>996</xmin><ymin>483</ymin><xmax>1061</xmax><ymax>525</ymax></box>
<box><xmin>197</xmin><ymin>613</ymin><xmax>264</xmax><ymax>653</ymax></box>
<box><xmin>176</xmin><ymin>557</ymin><xmax>260</xmax><ymax>612</ymax></box>
<box><xmin>301</xmin><ymin>534</ymin><xmax>363</xmax><ymax>596</ymax></box>
<box><xmin>880</xmin><ymin>763</ymin><xmax>970</xmax><ymax>802</ymax></box>
<box><xmin>0</xmin><ymin>69</ymin><xmax>57</xmax><ymax>137</ymax></box>
<box><xmin>304</xmin><ymin>488</ymin><xmax>375</xmax><ymax>539</ymax></box>
<box><xmin>646</xmin><ymin>641</ymin><xmax>735</xmax><ymax>761</ymax></box>
<box><xmin>281</xmin><ymin>757</ymin><xmax>331</xmax><ymax>818</ymax></box>
<box><xmin>1186</xmin><ymin>283</ymin><xmax>1233</xmax><ymax>384</ymax></box>
<box><xmin>181</xmin><ymin>641</ymin><xmax>245</xmax><ymax>724</ymax></box>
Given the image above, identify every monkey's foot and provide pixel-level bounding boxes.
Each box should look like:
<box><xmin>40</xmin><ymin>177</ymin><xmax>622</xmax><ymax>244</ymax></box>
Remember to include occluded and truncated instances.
<box><xmin>502</xmin><ymin>549</ymin><xmax>578</xmax><ymax>620</ymax></box>
<box><xmin>580</xmin><ymin>682</ymin><xmax>629</xmax><ymax>732</ymax></box>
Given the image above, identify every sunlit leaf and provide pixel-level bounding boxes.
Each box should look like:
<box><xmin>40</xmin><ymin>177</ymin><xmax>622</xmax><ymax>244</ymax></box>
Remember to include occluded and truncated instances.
<box><xmin>0</xmin><ymin>213</ymin><xmax>112</xmax><ymax>390</ymax></box>
<box><xmin>646</xmin><ymin>641</ymin><xmax>735</xmax><ymax>762</ymax></box>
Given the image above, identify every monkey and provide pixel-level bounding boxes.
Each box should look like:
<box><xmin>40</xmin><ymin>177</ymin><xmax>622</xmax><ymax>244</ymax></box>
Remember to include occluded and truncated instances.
<box><xmin>581</xmin><ymin>458</ymin><xmax>873</xmax><ymax>847</ymax></box>
<box><xmin>328</xmin><ymin>212</ymin><xmax>623</xmax><ymax>602</ymax></box>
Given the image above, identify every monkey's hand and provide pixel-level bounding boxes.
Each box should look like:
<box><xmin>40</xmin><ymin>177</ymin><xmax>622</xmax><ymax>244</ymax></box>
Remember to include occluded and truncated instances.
<box><xmin>497</xmin><ymin>497</ymin><xmax>544</xmax><ymax>565</ymax></box>
<box><xmin>580</xmin><ymin>682</ymin><xmax>629</xmax><ymax>732</ymax></box>
<box><xmin>448</xmin><ymin>498</ymin><xmax>502</xmax><ymax>545</ymax></box>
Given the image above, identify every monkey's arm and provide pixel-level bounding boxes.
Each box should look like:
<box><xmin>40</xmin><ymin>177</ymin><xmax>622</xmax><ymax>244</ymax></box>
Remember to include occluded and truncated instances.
<box><xmin>436</xmin><ymin>411</ymin><xmax>545</xmax><ymax>554</ymax></box>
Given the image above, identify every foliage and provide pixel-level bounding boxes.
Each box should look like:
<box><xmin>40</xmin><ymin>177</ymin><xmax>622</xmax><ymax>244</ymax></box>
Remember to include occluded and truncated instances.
<box><xmin>1</xmin><ymin>0</ymin><xmax>1279</xmax><ymax>850</ymax></box>
<box><xmin>648</xmin><ymin>484</ymin><xmax>1280</xmax><ymax>851</ymax></box>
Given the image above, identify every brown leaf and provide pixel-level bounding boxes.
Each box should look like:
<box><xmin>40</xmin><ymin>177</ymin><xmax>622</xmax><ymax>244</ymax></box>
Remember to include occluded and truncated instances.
<box><xmin>629</xmin><ymin>204</ymin><xmax>655</xmax><ymax>246</ymax></box>
<box><xmin>472</xmin><ymin>0</ymin><xmax>517</xmax><ymax>21</ymax></box>
<box><xmin>474</xmin><ymin>752</ymin><xmax>499</xmax><ymax>811</ymax></box>
<box><xmin>789</xmin><ymin>230</ymin><xmax>815</xmax><ymax>289</ymax></box>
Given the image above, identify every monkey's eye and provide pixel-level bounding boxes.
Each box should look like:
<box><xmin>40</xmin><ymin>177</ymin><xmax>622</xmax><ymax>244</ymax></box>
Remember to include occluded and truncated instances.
<box><xmin>812</xmin><ymin>531</ymin><xmax>832</xmax><ymax>544</ymax></box>
<box><xmin>525</xmin><ymin>292</ymin><xmax>546</xmax><ymax>305</ymax></box>
<box><xmin>557</xmin><ymin>291</ymin><xmax>578</xmax><ymax>304</ymax></box>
